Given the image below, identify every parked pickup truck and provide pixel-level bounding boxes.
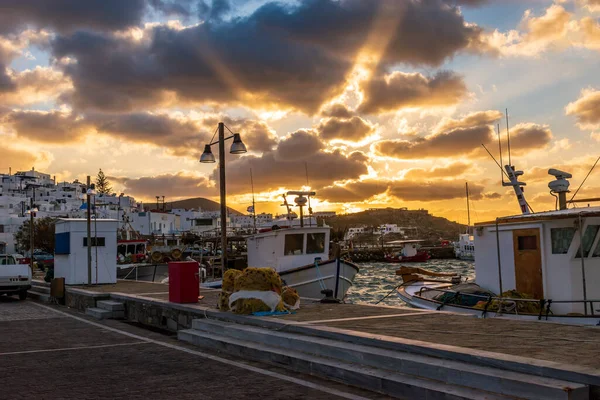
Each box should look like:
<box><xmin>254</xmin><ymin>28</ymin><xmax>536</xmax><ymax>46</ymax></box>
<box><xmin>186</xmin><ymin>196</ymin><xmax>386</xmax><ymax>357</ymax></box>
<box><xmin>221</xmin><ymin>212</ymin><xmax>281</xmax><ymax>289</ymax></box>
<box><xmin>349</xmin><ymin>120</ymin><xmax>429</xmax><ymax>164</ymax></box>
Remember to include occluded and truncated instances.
<box><xmin>0</xmin><ymin>254</ymin><xmax>32</xmax><ymax>300</ymax></box>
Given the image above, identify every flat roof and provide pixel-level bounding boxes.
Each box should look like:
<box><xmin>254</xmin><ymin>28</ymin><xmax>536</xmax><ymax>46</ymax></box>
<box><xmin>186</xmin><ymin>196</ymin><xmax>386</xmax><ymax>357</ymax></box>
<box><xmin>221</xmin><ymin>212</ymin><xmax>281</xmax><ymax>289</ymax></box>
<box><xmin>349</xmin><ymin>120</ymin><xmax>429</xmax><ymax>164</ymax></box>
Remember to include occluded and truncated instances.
<box><xmin>475</xmin><ymin>206</ymin><xmax>600</xmax><ymax>226</ymax></box>
<box><xmin>56</xmin><ymin>218</ymin><xmax>119</xmax><ymax>223</ymax></box>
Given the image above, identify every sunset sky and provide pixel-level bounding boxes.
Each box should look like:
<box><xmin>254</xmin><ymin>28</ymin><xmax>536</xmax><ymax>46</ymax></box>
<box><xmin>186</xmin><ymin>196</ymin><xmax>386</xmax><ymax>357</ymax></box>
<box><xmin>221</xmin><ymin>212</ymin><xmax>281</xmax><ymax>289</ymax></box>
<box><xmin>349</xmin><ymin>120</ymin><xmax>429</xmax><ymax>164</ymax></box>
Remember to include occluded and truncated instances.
<box><xmin>2</xmin><ymin>0</ymin><xmax>600</xmax><ymax>224</ymax></box>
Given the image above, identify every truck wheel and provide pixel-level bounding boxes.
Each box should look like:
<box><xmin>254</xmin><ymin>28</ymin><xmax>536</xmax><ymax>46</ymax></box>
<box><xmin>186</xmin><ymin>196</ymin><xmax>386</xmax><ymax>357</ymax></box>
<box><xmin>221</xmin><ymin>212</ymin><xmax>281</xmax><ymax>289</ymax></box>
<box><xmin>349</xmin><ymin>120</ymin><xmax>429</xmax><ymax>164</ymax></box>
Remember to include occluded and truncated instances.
<box><xmin>18</xmin><ymin>290</ymin><xmax>27</xmax><ymax>301</ymax></box>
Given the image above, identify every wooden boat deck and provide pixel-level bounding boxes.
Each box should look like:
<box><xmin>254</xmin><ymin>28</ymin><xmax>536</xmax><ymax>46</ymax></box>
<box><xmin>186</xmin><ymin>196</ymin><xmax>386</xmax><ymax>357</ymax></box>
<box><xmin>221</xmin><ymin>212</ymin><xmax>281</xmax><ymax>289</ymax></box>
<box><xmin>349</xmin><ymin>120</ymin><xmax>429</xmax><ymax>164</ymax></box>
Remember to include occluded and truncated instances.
<box><xmin>75</xmin><ymin>280</ymin><xmax>600</xmax><ymax>369</ymax></box>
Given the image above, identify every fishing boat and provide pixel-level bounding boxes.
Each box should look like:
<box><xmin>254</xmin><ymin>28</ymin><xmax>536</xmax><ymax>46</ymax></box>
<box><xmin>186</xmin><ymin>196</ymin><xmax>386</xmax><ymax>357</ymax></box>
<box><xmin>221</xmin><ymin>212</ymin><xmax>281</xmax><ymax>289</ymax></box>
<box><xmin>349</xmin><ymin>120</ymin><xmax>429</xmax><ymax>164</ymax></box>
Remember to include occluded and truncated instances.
<box><xmin>454</xmin><ymin>183</ymin><xmax>475</xmax><ymax>260</ymax></box>
<box><xmin>205</xmin><ymin>191</ymin><xmax>360</xmax><ymax>301</ymax></box>
<box><xmin>397</xmin><ymin>164</ymin><xmax>600</xmax><ymax>325</ymax></box>
<box><xmin>384</xmin><ymin>240</ymin><xmax>430</xmax><ymax>263</ymax></box>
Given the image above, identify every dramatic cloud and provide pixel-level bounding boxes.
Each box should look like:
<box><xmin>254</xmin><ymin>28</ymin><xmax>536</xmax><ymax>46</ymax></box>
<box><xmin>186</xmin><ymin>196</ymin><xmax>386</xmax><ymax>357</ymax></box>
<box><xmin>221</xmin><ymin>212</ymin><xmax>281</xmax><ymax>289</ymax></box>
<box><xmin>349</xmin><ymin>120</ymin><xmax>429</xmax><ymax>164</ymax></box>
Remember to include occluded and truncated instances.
<box><xmin>374</xmin><ymin>112</ymin><xmax>551</xmax><ymax>159</ymax></box>
<box><xmin>433</xmin><ymin>110</ymin><xmax>502</xmax><ymax>134</ymax></box>
<box><xmin>50</xmin><ymin>0</ymin><xmax>485</xmax><ymax>113</ymax></box>
<box><xmin>2</xmin><ymin>111</ymin><xmax>91</xmax><ymax>143</ymax></box>
<box><xmin>321</xmin><ymin>103</ymin><xmax>355</xmax><ymax>119</ymax></box>
<box><xmin>318</xmin><ymin>116</ymin><xmax>375</xmax><ymax>142</ymax></box>
<box><xmin>275</xmin><ymin>130</ymin><xmax>323</xmax><ymax>161</ymax></box>
<box><xmin>358</xmin><ymin>71</ymin><xmax>468</xmax><ymax>114</ymax></box>
<box><xmin>0</xmin><ymin>67</ymin><xmax>72</xmax><ymax>106</ymax></box>
<box><xmin>0</xmin><ymin>0</ymin><xmax>147</xmax><ymax>35</ymax></box>
<box><xmin>374</xmin><ymin>126</ymin><xmax>494</xmax><ymax>159</ymax></box>
<box><xmin>508</xmin><ymin>123</ymin><xmax>553</xmax><ymax>154</ymax></box>
<box><xmin>485</xmin><ymin>5</ymin><xmax>573</xmax><ymax>56</ymax></box>
<box><xmin>389</xmin><ymin>181</ymin><xmax>484</xmax><ymax>202</ymax></box>
<box><xmin>403</xmin><ymin>162</ymin><xmax>471</xmax><ymax>180</ymax></box>
<box><xmin>220</xmin><ymin>149</ymin><xmax>369</xmax><ymax>195</ymax></box>
<box><xmin>566</xmin><ymin>88</ymin><xmax>600</xmax><ymax>129</ymax></box>
<box><xmin>116</xmin><ymin>172</ymin><xmax>216</xmax><ymax>199</ymax></box>
<box><xmin>3</xmin><ymin>146</ymin><xmax>51</xmax><ymax>171</ymax></box>
<box><xmin>483</xmin><ymin>192</ymin><xmax>502</xmax><ymax>200</ymax></box>
<box><xmin>319</xmin><ymin>180</ymin><xmax>388</xmax><ymax>203</ymax></box>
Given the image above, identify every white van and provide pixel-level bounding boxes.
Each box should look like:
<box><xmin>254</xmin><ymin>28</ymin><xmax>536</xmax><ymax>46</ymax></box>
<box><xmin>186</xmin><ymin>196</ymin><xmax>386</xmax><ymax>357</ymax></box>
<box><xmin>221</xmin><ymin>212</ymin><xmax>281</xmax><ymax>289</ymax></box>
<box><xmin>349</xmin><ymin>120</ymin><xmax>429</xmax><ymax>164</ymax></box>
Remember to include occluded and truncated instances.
<box><xmin>0</xmin><ymin>254</ymin><xmax>32</xmax><ymax>300</ymax></box>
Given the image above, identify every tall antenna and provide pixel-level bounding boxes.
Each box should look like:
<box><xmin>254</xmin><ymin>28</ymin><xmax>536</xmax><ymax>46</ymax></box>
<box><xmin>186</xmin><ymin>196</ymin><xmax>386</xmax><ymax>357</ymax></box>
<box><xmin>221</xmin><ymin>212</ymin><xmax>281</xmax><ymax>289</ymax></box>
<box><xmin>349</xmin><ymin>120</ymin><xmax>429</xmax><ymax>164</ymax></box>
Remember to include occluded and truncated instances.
<box><xmin>505</xmin><ymin>108</ymin><xmax>512</xmax><ymax>167</ymax></box>
<box><xmin>250</xmin><ymin>168</ymin><xmax>257</xmax><ymax>233</ymax></box>
<box><xmin>305</xmin><ymin>161</ymin><xmax>312</xmax><ymax>227</ymax></box>
<box><xmin>497</xmin><ymin>123</ymin><xmax>504</xmax><ymax>184</ymax></box>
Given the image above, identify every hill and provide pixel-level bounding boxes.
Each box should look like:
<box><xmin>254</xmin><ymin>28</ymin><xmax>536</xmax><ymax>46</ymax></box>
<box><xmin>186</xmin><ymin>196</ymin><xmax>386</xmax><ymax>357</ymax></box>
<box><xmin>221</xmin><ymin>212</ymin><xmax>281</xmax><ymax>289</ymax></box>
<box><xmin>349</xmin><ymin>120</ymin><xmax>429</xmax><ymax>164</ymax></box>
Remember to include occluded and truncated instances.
<box><xmin>167</xmin><ymin>197</ymin><xmax>243</xmax><ymax>215</ymax></box>
<box><xmin>325</xmin><ymin>208</ymin><xmax>466</xmax><ymax>244</ymax></box>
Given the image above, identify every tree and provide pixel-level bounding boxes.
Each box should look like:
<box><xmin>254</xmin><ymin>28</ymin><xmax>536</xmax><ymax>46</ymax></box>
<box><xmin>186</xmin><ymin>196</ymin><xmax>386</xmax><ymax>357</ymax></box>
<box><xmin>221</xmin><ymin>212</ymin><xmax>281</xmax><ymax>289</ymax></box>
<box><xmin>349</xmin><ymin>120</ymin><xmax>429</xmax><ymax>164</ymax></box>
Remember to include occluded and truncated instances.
<box><xmin>96</xmin><ymin>168</ymin><xmax>112</xmax><ymax>194</ymax></box>
<box><xmin>14</xmin><ymin>217</ymin><xmax>57</xmax><ymax>254</ymax></box>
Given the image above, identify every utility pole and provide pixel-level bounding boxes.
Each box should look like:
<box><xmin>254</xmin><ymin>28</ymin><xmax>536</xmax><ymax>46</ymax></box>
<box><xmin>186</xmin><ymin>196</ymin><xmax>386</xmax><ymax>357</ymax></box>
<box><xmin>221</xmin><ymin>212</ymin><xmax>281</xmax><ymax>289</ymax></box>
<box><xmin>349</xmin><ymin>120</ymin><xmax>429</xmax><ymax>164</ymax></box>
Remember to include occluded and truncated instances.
<box><xmin>29</xmin><ymin>188</ymin><xmax>35</xmax><ymax>273</ymax></box>
<box><xmin>87</xmin><ymin>176</ymin><xmax>92</xmax><ymax>285</ymax></box>
<box><xmin>162</xmin><ymin>195</ymin><xmax>165</xmax><ymax>211</ymax></box>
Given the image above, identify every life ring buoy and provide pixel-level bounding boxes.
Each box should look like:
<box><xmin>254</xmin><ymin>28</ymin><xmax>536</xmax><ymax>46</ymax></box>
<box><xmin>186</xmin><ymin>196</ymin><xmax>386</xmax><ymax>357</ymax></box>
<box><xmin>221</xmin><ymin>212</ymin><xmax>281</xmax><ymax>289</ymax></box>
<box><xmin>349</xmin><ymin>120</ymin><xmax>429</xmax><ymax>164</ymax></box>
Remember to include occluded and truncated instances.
<box><xmin>171</xmin><ymin>248</ymin><xmax>182</xmax><ymax>260</ymax></box>
<box><xmin>151</xmin><ymin>251</ymin><xmax>163</xmax><ymax>263</ymax></box>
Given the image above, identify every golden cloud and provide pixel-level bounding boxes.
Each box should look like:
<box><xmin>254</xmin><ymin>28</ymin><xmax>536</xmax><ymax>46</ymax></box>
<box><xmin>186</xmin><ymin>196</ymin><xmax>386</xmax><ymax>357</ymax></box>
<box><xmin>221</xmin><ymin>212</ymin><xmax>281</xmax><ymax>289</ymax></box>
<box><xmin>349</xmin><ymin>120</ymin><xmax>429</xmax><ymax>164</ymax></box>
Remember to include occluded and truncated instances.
<box><xmin>403</xmin><ymin>162</ymin><xmax>472</xmax><ymax>180</ymax></box>
<box><xmin>566</xmin><ymin>88</ymin><xmax>600</xmax><ymax>129</ymax></box>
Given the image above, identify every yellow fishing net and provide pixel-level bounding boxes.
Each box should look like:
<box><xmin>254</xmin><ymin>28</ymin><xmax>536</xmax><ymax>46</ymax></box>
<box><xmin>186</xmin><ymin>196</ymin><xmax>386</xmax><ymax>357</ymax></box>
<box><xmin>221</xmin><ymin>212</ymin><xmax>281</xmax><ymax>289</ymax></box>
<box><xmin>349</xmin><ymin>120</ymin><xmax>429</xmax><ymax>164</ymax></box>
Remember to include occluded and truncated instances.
<box><xmin>282</xmin><ymin>286</ymin><xmax>300</xmax><ymax>309</ymax></box>
<box><xmin>233</xmin><ymin>267</ymin><xmax>283</xmax><ymax>293</ymax></box>
<box><xmin>473</xmin><ymin>290</ymin><xmax>542</xmax><ymax>314</ymax></box>
<box><xmin>218</xmin><ymin>269</ymin><xmax>243</xmax><ymax>311</ymax></box>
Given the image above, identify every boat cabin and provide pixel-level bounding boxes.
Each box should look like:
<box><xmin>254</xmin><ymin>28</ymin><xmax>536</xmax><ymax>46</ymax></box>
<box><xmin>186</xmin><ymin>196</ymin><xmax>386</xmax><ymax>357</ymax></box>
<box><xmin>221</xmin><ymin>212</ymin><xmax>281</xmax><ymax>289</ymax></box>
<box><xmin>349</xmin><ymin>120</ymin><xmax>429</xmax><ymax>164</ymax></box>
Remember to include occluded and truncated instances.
<box><xmin>246</xmin><ymin>226</ymin><xmax>330</xmax><ymax>272</ymax></box>
<box><xmin>474</xmin><ymin>208</ymin><xmax>600</xmax><ymax>314</ymax></box>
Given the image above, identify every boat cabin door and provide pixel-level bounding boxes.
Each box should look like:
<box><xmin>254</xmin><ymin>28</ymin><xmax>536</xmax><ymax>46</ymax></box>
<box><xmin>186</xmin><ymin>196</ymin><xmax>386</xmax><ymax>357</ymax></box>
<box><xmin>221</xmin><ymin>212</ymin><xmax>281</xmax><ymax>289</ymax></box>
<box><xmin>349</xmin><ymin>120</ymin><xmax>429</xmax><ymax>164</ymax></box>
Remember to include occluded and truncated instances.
<box><xmin>512</xmin><ymin>228</ymin><xmax>543</xmax><ymax>298</ymax></box>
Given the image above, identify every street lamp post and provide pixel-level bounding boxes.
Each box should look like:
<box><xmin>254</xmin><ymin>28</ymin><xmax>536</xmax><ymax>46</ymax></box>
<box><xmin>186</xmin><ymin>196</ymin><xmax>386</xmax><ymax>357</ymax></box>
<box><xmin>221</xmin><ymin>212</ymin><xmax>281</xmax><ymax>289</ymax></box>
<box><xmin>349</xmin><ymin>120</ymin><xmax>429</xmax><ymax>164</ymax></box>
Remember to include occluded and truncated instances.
<box><xmin>200</xmin><ymin>122</ymin><xmax>247</xmax><ymax>276</ymax></box>
<box><xmin>27</xmin><ymin>188</ymin><xmax>37</xmax><ymax>273</ymax></box>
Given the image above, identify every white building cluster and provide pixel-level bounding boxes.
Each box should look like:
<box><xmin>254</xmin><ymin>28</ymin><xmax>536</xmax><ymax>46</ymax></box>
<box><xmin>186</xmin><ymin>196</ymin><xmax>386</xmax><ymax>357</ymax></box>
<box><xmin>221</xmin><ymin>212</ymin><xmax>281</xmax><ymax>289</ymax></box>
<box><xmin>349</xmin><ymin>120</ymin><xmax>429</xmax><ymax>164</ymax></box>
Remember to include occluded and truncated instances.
<box><xmin>0</xmin><ymin>168</ymin><xmax>280</xmax><ymax>254</ymax></box>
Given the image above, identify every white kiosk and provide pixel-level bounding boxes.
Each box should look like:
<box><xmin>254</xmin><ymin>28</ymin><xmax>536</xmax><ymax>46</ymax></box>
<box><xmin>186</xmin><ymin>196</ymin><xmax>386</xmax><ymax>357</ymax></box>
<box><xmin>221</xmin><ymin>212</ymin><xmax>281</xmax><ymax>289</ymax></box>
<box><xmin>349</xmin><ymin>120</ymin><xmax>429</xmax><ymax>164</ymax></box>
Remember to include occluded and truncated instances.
<box><xmin>54</xmin><ymin>218</ymin><xmax>118</xmax><ymax>285</ymax></box>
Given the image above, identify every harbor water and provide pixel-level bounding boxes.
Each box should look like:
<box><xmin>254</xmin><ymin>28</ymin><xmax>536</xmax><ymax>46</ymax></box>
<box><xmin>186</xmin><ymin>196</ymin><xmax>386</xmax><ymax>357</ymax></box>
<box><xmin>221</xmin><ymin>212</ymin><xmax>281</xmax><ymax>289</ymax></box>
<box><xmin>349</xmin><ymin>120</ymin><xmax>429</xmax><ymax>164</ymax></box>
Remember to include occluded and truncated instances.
<box><xmin>346</xmin><ymin>260</ymin><xmax>475</xmax><ymax>307</ymax></box>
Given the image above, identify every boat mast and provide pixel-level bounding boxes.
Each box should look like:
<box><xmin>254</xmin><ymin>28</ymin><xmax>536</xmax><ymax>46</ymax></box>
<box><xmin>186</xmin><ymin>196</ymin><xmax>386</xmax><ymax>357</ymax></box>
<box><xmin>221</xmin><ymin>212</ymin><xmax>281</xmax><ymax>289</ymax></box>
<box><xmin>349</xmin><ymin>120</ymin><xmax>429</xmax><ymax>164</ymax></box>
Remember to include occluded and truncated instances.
<box><xmin>465</xmin><ymin>182</ymin><xmax>470</xmax><ymax>235</ymax></box>
<box><xmin>250</xmin><ymin>169</ymin><xmax>257</xmax><ymax>233</ymax></box>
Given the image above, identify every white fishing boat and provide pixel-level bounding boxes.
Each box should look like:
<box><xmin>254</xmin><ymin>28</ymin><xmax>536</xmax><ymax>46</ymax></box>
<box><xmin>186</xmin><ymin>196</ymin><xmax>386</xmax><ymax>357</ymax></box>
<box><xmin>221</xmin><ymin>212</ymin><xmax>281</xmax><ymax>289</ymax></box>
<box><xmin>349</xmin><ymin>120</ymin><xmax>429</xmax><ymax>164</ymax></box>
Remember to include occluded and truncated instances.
<box><xmin>453</xmin><ymin>182</ymin><xmax>475</xmax><ymax>261</ymax></box>
<box><xmin>204</xmin><ymin>191</ymin><xmax>360</xmax><ymax>301</ymax></box>
<box><xmin>398</xmin><ymin>164</ymin><xmax>600</xmax><ymax>325</ymax></box>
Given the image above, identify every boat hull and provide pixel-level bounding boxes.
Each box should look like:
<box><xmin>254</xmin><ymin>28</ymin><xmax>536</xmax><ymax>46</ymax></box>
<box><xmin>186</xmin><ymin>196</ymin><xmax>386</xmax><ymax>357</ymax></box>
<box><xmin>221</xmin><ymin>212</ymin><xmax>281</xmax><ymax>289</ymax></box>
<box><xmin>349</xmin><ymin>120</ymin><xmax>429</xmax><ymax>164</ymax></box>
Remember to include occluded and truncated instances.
<box><xmin>397</xmin><ymin>283</ymin><xmax>600</xmax><ymax>326</ymax></box>
<box><xmin>278</xmin><ymin>259</ymin><xmax>359</xmax><ymax>301</ymax></box>
<box><xmin>385</xmin><ymin>252</ymin><xmax>430</xmax><ymax>263</ymax></box>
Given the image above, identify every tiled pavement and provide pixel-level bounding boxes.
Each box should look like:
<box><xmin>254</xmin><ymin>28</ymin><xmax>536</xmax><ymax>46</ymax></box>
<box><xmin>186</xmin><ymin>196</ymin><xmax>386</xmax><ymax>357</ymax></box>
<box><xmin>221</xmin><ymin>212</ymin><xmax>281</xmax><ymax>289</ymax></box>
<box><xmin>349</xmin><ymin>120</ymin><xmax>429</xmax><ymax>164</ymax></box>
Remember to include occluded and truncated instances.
<box><xmin>0</xmin><ymin>297</ymin><xmax>385</xmax><ymax>400</ymax></box>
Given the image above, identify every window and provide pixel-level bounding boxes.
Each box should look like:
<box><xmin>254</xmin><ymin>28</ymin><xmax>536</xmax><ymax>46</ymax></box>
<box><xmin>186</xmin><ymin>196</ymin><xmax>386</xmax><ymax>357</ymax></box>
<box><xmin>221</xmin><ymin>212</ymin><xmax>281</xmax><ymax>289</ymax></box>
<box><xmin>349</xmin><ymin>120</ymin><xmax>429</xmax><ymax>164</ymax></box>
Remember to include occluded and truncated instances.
<box><xmin>551</xmin><ymin>227</ymin><xmax>576</xmax><ymax>254</ymax></box>
<box><xmin>195</xmin><ymin>218</ymin><xmax>213</xmax><ymax>226</ymax></box>
<box><xmin>83</xmin><ymin>237</ymin><xmax>105</xmax><ymax>247</ymax></box>
<box><xmin>284</xmin><ymin>234</ymin><xmax>304</xmax><ymax>256</ymax></box>
<box><xmin>517</xmin><ymin>235</ymin><xmax>537</xmax><ymax>250</ymax></box>
<box><xmin>307</xmin><ymin>233</ymin><xmax>325</xmax><ymax>254</ymax></box>
<box><xmin>0</xmin><ymin>224</ymin><xmax>4</xmax><ymax>233</ymax></box>
<box><xmin>576</xmin><ymin>225</ymin><xmax>600</xmax><ymax>258</ymax></box>
<box><xmin>55</xmin><ymin>232</ymin><xmax>70</xmax><ymax>254</ymax></box>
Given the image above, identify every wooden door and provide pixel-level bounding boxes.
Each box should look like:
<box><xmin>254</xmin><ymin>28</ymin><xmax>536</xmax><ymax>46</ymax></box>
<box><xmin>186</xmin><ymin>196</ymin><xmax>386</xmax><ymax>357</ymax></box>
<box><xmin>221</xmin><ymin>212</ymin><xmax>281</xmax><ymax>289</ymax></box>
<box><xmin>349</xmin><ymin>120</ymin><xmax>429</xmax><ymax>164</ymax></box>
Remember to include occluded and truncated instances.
<box><xmin>512</xmin><ymin>229</ymin><xmax>543</xmax><ymax>298</ymax></box>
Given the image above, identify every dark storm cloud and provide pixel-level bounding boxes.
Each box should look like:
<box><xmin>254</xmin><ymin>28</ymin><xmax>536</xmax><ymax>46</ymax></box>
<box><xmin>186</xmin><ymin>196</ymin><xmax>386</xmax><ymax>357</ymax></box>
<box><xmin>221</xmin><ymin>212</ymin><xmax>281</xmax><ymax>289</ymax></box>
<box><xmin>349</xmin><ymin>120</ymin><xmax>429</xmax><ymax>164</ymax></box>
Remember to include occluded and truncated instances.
<box><xmin>0</xmin><ymin>0</ymin><xmax>147</xmax><ymax>34</ymax></box>
<box><xmin>318</xmin><ymin>116</ymin><xmax>375</xmax><ymax>141</ymax></box>
<box><xmin>358</xmin><ymin>71</ymin><xmax>468</xmax><ymax>114</ymax></box>
<box><xmin>50</xmin><ymin>0</ymin><xmax>486</xmax><ymax>114</ymax></box>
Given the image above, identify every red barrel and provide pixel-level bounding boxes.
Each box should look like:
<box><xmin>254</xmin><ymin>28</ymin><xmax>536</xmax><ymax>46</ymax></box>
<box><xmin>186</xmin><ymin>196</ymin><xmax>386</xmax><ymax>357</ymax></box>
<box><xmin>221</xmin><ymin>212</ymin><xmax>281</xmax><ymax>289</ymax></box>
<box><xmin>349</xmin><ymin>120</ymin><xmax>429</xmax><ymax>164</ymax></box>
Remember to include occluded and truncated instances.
<box><xmin>168</xmin><ymin>261</ymin><xmax>199</xmax><ymax>303</ymax></box>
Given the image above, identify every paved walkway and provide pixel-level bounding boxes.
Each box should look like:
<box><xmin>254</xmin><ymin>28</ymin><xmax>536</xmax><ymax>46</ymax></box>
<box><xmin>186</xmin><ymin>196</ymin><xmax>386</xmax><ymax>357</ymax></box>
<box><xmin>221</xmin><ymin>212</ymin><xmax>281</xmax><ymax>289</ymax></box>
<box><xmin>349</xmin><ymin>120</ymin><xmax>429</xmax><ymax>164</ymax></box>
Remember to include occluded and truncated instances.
<box><xmin>0</xmin><ymin>297</ymin><xmax>386</xmax><ymax>400</ymax></box>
